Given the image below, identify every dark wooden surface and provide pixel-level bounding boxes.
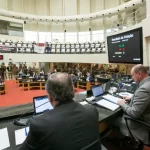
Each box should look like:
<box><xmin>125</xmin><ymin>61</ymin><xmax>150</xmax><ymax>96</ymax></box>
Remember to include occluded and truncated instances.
<box><xmin>0</xmin><ymin>93</ymin><xmax>122</xmax><ymax>150</ymax></box>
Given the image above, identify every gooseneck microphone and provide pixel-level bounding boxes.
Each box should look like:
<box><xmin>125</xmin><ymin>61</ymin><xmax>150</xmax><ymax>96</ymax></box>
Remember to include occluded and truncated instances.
<box><xmin>13</xmin><ymin>101</ymin><xmax>50</xmax><ymax>126</ymax></box>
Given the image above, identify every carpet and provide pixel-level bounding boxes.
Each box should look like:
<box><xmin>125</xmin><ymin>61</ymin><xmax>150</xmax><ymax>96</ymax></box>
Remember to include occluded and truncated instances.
<box><xmin>0</xmin><ymin>80</ymin><xmax>85</xmax><ymax>108</ymax></box>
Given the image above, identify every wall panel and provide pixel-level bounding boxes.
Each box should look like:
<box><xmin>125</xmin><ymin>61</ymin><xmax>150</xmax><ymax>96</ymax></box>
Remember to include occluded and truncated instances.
<box><xmin>51</xmin><ymin>22</ymin><xmax>63</xmax><ymax>32</ymax></box>
<box><xmin>50</xmin><ymin>0</ymin><xmax>63</xmax><ymax>16</ymax></box>
<box><xmin>64</xmin><ymin>0</ymin><xmax>77</xmax><ymax>15</ymax></box>
<box><xmin>1</xmin><ymin>53</ymin><xmax>109</xmax><ymax>64</ymax></box>
<box><xmin>0</xmin><ymin>0</ymin><xmax>7</xmax><ymax>9</ymax></box>
<box><xmin>12</xmin><ymin>0</ymin><xmax>23</xmax><ymax>12</ymax></box>
<box><xmin>36</xmin><ymin>0</ymin><xmax>48</xmax><ymax>15</ymax></box>
<box><xmin>65</xmin><ymin>22</ymin><xmax>77</xmax><ymax>32</ymax></box>
<box><xmin>104</xmin><ymin>0</ymin><xmax>118</xmax><ymax>9</ymax></box>
<box><xmin>7</xmin><ymin>0</ymin><xmax>13</xmax><ymax>10</ymax></box>
<box><xmin>79</xmin><ymin>0</ymin><xmax>90</xmax><ymax>31</ymax></box>
<box><xmin>79</xmin><ymin>0</ymin><xmax>90</xmax><ymax>14</ymax></box>
<box><xmin>23</xmin><ymin>0</ymin><xmax>31</xmax><ymax>14</ymax></box>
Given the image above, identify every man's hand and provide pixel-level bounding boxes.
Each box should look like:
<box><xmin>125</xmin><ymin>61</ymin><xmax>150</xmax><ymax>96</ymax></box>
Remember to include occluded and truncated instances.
<box><xmin>117</xmin><ymin>99</ymin><xmax>126</xmax><ymax>106</ymax></box>
<box><xmin>123</xmin><ymin>96</ymin><xmax>131</xmax><ymax>101</ymax></box>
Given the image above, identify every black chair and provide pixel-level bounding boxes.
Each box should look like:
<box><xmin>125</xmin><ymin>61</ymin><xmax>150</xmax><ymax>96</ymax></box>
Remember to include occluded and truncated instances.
<box><xmin>80</xmin><ymin>138</ymin><xmax>107</xmax><ymax>150</ymax></box>
<box><xmin>124</xmin><ymin>115</ymin><xmax>150</xmax><ymax>150</ymax></box>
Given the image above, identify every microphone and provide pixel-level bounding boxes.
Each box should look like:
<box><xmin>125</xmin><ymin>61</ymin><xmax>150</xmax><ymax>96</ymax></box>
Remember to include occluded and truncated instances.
<box><xmin>13</xmin><ymin>100</ymin><xmax>50</xmax><ymax>126</ymax></box>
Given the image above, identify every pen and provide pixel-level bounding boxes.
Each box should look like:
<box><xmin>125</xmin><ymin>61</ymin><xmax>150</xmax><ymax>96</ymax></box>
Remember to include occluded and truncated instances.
<box><xmin>25</xmin><ymin>128</ymin><xmax>28</xmax><ymax>136</ymax></box>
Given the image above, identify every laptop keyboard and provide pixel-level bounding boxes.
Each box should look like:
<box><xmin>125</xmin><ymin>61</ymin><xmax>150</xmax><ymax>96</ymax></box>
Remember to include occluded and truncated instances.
<box><xmin>95</xmin><ymin>96</ymin><xmax>103</xmax><ymax>101</ymax></box>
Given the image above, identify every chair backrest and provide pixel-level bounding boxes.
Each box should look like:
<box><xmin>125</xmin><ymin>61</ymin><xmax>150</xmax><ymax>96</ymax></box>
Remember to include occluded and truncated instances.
<box><xmin>124</xmin><ymin>115</ymin><xmax>150</xmax><ymax>146</ymax></box>
<box><xmin>80</xmin><ymin>138</ymin><xmax>101</xmax><ymax>150</ymax></box>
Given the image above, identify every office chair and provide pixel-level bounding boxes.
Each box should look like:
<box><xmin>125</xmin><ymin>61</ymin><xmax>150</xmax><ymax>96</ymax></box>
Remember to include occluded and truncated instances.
<box><xmin>124</xmin><ymin>115</ymin><xmax>150</xmax><ymax>150</ymax></box>
<box><xmin>80</xmin><ymin>138</ymin><xmax>107</xmax><ymax>150</ymax></box>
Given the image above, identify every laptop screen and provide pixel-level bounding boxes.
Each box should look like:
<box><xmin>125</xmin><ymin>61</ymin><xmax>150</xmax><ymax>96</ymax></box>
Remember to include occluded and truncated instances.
<box><xmin>33</xmin><ymin>96</ymin><xmax>53</xmax><ymax>114</ymax></box>
<box><xmin>92</xmin><ymin>85</ymin><xmax>104</xmax><ymax>97</ymax></box>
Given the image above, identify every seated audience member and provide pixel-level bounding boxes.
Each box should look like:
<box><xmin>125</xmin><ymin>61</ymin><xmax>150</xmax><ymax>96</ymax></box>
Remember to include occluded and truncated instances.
<box><xmin>21</xmin><ymin>72</ymin><xmax>100</xmax><ymax>150</ymax></box>
<box><xmin>0</xmin><ymin>75</ymin><xmax>3</xmax><ymax>84</ymax></box>
<box><xmin>32</xmin><ymin>72</ymin><xmax>40</xmax><ymax>81</ymax></box>
<box><xmin>7</xmin><ymin>64</ymin><xmax>13</xmax><ymax>79</ymax></box>
<box><xmin>19</xmin><ymin>69</ymin><xmax>25</xmax><ymax>78</ymax></box>
<box><xmin>116</xmin><ymin>64</ymin><xmax>150</xmax><ymax>144</ymax></box>
<box><xmin>40</xmin><ymin>69</ymin><xmax>44</xmax><ymax>76</ymax></box>
<box><xmin>86</xmin><ymin>72</ymin><xmax>94</xmax><ymax>82</ymax></box>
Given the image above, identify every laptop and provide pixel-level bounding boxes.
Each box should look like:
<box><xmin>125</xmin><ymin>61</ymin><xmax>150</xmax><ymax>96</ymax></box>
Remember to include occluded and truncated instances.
<box><xmin>33</xmin><ymin>95</ymin><xmax>53</xmax><ymax>115</ymax></box>
<box><xmin>91</xmin><ymin>85</ymin><xmax>104</xmax><ymax>100</ymax></box>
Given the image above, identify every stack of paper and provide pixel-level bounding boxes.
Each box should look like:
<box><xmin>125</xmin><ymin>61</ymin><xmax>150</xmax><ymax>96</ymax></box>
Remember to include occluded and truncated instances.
<box><xmin>15</xmin><ymin>127</ymin><xmax>29</xmax><ymax>145</ymax></box>
<box><xmin>0</xmin><ymin>128</ymin><xmax>10</xmax><ymax>149</ymax></box>
<box><xmin>96</xmin><ymin>99</ymin><xmax>120</xmax><ymax>111</ymax></box>
<box><xmin>102</xmin><ymin>94</ymin><xmax>120</xmax><ymax>104</ymax></box>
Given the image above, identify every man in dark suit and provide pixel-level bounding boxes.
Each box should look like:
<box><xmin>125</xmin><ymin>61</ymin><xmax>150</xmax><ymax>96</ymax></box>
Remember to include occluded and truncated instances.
<box><xmin>117</xmin><ymin>64</ymin><xmax>150</xmax><ymax>144</ymax></box>
<box><xmin>21</xmin><ymin>72</ymin><xmax>101</xmax><ymax>150</ymax></box>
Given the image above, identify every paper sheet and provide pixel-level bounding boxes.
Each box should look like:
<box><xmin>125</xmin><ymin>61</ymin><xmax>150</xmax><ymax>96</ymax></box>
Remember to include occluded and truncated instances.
<box><xmin>79</xmin><ymin>101</ymin><xmax>88</xmax><ymax>105</ymax></box>
<box><xmin>119</xmin><ymin>92</ymin><xmax>133</xmax><ymax>98</ymax></box>
<box><xmin>96</xmin><ymin>99</ymin><xmax>120</xmax><ymax>111</ymax></box>
<box><xmin>15</xmin><ymin>127</ymin><xmax>29</xmax><ymax>145</ymax></box>
<box><xmin>102</xmin><ymin>94</ymin><xmax>120</xmax><ymax>104</ymax></box>
<box><xmin>0</xmin><ymin>128</ymin><xmax>10</xmax><ymax>150</ymax></box>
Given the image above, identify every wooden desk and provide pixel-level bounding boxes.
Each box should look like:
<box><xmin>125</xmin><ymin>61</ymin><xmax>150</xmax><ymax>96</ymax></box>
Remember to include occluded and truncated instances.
<box><xmin>17</xmin><ymin>78</ymin><xmax>24</xmax><ymax>87</ymax></box>
<box><xmin>0</xmin><ymin>91</ymin><xmax>122</xmax><ymax>150</ymax></box>
<box><xmin>0</xmin><ymin>84</ymin><xmax>5</xmax><ymax>94</ymax></box>
<box><xmin>22</xmin><ymin>81</ymin><xmax>46</xmax><ymax>90</ymax></box>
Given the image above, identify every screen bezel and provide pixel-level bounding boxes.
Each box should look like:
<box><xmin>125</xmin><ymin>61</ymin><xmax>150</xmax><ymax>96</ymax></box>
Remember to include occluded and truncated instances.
<box><xmin>91</xmin><ymin>85</ymin><xmax>104</xmax><ymax>97</ymax></box>
<box><xmin>33</xmin><ymin>95</ymin><xmax>51</xmax><ymax>115</ymax></box>
<box><xmin>107</xmin><ymin>27</ymin><xmax>143</xmax><ymax>64</ymax></box>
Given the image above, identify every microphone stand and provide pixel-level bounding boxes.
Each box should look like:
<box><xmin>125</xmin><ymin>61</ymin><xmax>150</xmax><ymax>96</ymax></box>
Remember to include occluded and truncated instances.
<box><xmin>13</xmin><ymin>100</ymin><xmax>50</xmax><ymax>126</ymax></box>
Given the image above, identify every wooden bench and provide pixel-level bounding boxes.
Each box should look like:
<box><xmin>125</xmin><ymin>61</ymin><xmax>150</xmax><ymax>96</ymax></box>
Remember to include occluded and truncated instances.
<box><xmin>22</xmin><ymin>81</ymin><xmax>46</xmax><ymax>90</ymax></box>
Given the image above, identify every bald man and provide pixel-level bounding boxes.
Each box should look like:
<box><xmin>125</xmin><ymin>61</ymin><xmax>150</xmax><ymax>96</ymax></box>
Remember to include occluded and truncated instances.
<box><xmin>21</xmin><ymin>72</ymin><xmax>101</xmax><ymax>150</ymax></box>
<box><xmin>117</xmin><ymin>64</ymin><xmax>150</xmax><ymax>144</ymax></box>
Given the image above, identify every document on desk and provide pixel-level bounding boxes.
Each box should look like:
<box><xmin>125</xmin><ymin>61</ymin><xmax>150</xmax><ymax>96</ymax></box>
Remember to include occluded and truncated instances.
<box><xmin>96</xmin><ymin>99</ymin><xmax>120</xmax><ymax>111</ymax></box>
<box><xmin>102</xmin><ymin>94</ymin><xmax>120</xmax><ymax>104</ymax></box>
<box><xmin>79</xmin><ymin>101</ymin><xmax>88</xmax><ymax>105</ymax></box>
<box><xmin>0</xmin><ymin>128</ymin><xmax>10</xmax><ymax>150</ymax></box>
<box><xmin>15</xmin><ymin>127</ymin><xmax>29</xmax><ymax>145</ymax></box>
<box><xmin>119</xmin><ymin>92</ymin><xmax>133</xmax><ymax>98</ymax></box>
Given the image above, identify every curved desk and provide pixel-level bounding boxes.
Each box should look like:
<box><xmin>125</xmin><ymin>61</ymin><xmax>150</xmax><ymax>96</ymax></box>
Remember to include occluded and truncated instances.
<box><xmin>23</xmin><ymin>81</ymin><xmax>46</xmax><ymax>90</ymax></box>
<box><xmin>0</xmin><ymin>93</ymin><xmax>122</xmax><ymax>150</ymax></box>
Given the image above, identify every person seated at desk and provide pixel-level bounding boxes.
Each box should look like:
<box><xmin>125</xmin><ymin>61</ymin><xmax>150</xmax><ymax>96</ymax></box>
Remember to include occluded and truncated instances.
<box><xmin>21</xmin><ymin>72</ymin><xmax>100</xmax><ymax>150</ymax></box>
<box><xmin>40</xmin><ymin>69</ymin><xmax>44</xmax><ymax>76</ymax></box>
<box><xmin>29</xmin><ymin>68</ymin><xmax>34</xmax><ymax>77</ymax></box>
<box><xmin>19</xmin><ymin>69</ymin><xmax>25</xmax><ymax>78</ymax></box>
<box><xmin>86</xmin><ymin>72</ymin><xmax>94</xmax><ymax>82</ymax></box>
<box><xmin>114</xmin><ymin>64</ymin><xmax>150</xmax><ymax>145</ymax></box>
<box><xmin>32</xmin><ymin>72</ymin><xmax>40</xmax><ymax>81</ymax></box>
<box><xmin>0</xmin><ymin>75</ymin><xmax>3</xmax><ymax>84</ymax></box>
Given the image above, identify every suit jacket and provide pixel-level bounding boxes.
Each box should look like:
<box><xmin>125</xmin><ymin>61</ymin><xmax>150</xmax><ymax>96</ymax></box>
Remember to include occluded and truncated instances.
<box><xmin>86</xmin><ymin>76</ymin><xmax>94</xmax><ymax>82</ymax></box>
<box><xmin>120</xmin><ymin>77</ymin><xmax>150</xmax><ymax>144</ymax></box>
<box><xmin>20</xmin><ymin>100</ymin><xmax>100</xmax><ymax>150</ymax></box>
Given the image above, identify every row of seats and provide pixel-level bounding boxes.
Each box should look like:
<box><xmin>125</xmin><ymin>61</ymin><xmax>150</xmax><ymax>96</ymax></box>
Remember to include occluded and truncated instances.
<box><xmin>46</xmin><ymin>41</ymin><xmax>105</xmax><ymax>48</ymax></box>
<box><xmin>0</xmin><ymin>41</ymin><xmax>36</xmax><ymax>48</ymax></box>
<box><xmin>45</xmin><ymin>41</ymin><xmax>106</xmax><ymax>54</ymax></box>
<box><xmin>45</xmin><ymin>47</ymin><xmax>105</xmax><ymax>54</ymax></box>
<box><xmin>0</xmin><ymin>40</ymin><xmax>106</xmax><ymax>54</ymax></box>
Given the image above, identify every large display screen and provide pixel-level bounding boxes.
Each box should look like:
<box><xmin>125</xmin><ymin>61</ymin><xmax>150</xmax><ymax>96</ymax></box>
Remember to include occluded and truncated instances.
<box><xmin>107</xmin><ymin>27</ymin><xmax>143</xmax><ymax>64</ymax></box>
